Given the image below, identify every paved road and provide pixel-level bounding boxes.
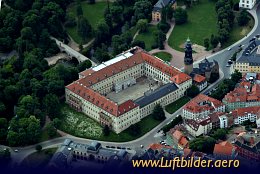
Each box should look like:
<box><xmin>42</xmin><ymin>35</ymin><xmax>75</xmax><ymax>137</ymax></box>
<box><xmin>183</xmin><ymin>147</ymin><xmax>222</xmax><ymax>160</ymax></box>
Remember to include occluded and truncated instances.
<box><xmin>4</xmin><ymin>3</ymin><xmax>260</xmax><ymax>165</ymax></box>
<box><xmin>51</xmin><ymin>37</ymin><xmax>97</xmax><ymax>66</ymax></box>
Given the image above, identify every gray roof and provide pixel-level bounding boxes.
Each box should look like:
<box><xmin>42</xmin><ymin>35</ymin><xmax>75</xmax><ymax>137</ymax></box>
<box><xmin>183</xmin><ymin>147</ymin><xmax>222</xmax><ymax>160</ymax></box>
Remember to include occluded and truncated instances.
<box><xmin>237</xmin><ymin>40</ymin><xmax>260</xmax><ymax>65</ymax></box>
<box><xmin>153</xmin><ymin>0</ymin><xmax>175</xmax><ymax>11</ymax></box>
<box><xmin>134</xmin><ymin>83</ymin><xmax>178</xmax><ymax>107</ymax></box>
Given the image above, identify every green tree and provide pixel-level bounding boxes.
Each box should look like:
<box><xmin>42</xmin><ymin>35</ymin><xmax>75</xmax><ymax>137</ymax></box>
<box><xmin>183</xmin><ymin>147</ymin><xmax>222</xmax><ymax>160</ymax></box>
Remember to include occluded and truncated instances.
<box><xmin>35</xmin><ymin>145</ymin><xmax>42</xmax><ymax>152</ymax></box>
<box><xmin>136</xmin><ymin>19</ymin><xmax>148</xmax><ymax>33</ymax></box>
<box><xmin>76</xmin><ymin>4</ymin><xmax>83</xmax><ymax>16</ymax></box>
<box><xmin>131</xmin><ymin>40</ymin><xmax>146</xmax><ymax>49</ymax></box>
<box><xmin>133</xmin><ymin>0</ymin><xmax>152</xmax><ymax>21</ymax></box>
<box><xmin>174</xmin><ymin>8</ymin><xmax>188</xmax><ymax>25</ymax></box>
<box><xmin>187</xmin><ymin>85</ymin><xmax>200</xmax><ymax>98</ymax></box>
<box><xmin>77</xmin><ymin>16</ymin><xmax>92</xmax><ymax>42</ymax></box>
<box><xmin>95</xmin><ymin>21</ymin><xmax>110</xmax><ymax>45</ymax></box>
<box><xmin>210</xmin><ymin>34</ymin><xmax>219</xmax><ymax>48</ymax></box>
<box><xmin>77</xmin><ymin>60</ymin><xmax>92</xmax><ymax>72</ymax></box>
<box><xmin>43</xmin><ymin>94</ymin><xmax>60</xmax><ymax>119</ymax></box>
<box><xmin>103</xmin><ymin>125</ymin><xmax>110</xmax><ymax>136</ymax></box>
<box><xmin>204</xmin><ymin>38</ymin><xmax>210</xmax><ymax>50</ymax></box>
<box><xmin>238</xmin><ymin>9</ymin><xmax>250</xmax><ymax>26</ymax></box>
<box><xmin>211</xmin><ymin>129</ymin><xmax>227</xmax><ymax>140</ymax></box>
<box><xmin>53</xmin><ymin>118</ymin><xmax>62</xmax><ymax>129</ymax></box>
<box><xmin>162</xmin><ymin>115</ymin><xmax>183</xmax><ymax>133</ymax></box>
<box><xmin>152</xmin><ymin>104</ymin><xmax>166</xmax><ymax>121</ymax></box>
<box><xmin>189</xmin><ymin>137</ymin><xmax>216</xmax><ymax>154</ymax></box>
<box><xmin>46</xmin><ymin>122</ymin><xmax>57</xmax><ymax>138</ymax></box>
<box><xmin>231</xmin><ymin>70</ymin><xmax>242</xmax><ymax>83</ymax></box>
<box><xmin>0</xmin><ymin>118</ymin><xmax>8</xmax><ymax>143</ymax></box>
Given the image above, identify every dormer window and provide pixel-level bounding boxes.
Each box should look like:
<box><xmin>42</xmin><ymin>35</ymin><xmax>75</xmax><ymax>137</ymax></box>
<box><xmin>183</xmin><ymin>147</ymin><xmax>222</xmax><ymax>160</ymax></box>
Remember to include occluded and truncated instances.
<box><xmin>104</xmin><ymin>74</ymin><xmax>107</xmax><ymax>77</ymax></box>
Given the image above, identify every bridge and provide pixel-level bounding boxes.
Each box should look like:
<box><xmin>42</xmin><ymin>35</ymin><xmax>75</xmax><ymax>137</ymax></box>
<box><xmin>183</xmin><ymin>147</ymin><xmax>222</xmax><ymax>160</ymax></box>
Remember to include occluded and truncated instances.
<box><xmin>51</xmin><ymin>37</ymin><xmax>97</xmax><ymax>66</ymax></box>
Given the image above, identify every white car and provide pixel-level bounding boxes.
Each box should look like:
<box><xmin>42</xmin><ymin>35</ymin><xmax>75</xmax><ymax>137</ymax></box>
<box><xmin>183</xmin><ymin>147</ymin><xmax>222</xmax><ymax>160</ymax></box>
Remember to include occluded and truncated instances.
<box><xmin>227</xmin><ymin>47</ymin><xmax>232</xmax><ymax>51</ymax></box>
<box><xmin>140</xmin><ymin>145</ymin><xmax>144</xmax><ymax>148</ymax></box>
<box><xmin>226</xmin><ymin>64</ymin><xmax>231</xmax><ymax>67</ymax></box>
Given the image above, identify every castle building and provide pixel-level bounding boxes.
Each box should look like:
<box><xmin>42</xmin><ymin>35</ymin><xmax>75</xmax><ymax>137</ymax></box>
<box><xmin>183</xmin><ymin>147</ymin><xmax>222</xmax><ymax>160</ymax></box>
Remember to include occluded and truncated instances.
<box><xmin>184</xmin><ymin>38</ymin><xmax>193</xmax><ymax>75</ymax></box>
<box><xmin>65</xmin><ymin>47</ymin><xmax>192</xmax><ymax>133</ymax></box>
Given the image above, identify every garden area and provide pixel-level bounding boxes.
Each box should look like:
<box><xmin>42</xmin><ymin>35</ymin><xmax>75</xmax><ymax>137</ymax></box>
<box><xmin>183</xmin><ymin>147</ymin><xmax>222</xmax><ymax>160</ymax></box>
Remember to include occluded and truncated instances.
<box><xmin>135</xmin><ymin>25</ymin><xmax>159</xmax><ymax>51</ymax></box>
<box><xmin>165</xmin><ymin>97</ymin><xmax>190</xmax><ymax>114</ymax></box>
<box><xmin>153</xmin><ymin>52</ymin><xmax>172</xmax><ymax>62</ymax></box>
<box><xmin>168</xmin><ymin>0</ymin><xmax>218</xmax><ymax>51</ymax></box>
<box><xmin>59</xmin><ymin>104</ymin><xmax>162</xmax><ymax>142</ymax></box>
<box><xmin>59</xmin><ymin>105</ymin><xmax>103</xmax><ymax>139</ymax></box>
<box><xmin>66</xmin><ymin>1</ymin><xmax>107</xmax><ymax>43</ymax></box>
<box><xmin>21</xmin><ymin>148</ymin><xmax>58</xmax><ymax>169</ymax></box>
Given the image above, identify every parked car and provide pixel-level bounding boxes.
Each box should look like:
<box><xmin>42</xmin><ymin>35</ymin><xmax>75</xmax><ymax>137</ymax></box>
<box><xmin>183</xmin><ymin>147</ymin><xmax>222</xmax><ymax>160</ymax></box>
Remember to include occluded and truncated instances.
<box><xmin>140</xmin><ymin>145</ymin><xmax>144</xmax><ymax>148</ymax></box>
<box><xmin>14</xmin><ymin>149</ymin><xmax>18</xmax><ymax>152</ymax></box>
<box><xmin>226</xmin><ymin>64</ymin><xmax>231</xmax><ymax>67</ymax></box>
<box><xmin>227</xmin><ymin>47</ymin><xmax>232</xmax><ymax>51</ymax></box>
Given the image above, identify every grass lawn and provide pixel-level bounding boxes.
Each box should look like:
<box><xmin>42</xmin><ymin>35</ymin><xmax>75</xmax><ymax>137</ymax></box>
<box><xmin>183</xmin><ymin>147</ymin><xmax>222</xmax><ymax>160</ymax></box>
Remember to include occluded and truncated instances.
<box><xmin>135</xmin><ymin>25</ymin><xmax>159</xmax><ymax>51</ymax></box>
<box><xmin>21</xmin><ymin>148</ymin><xmax>57</xmax><ymax>169</ymax></box>
<box><xmin>60</xmin><ymin>104</ymin><xmax>162</xmax><ymax>142</ymax></box>
<box><xmin>169</xmin><ymin>0</ymin><xmax>218</xmax><ymax>51</ymax></box>
<box><xmin>66</xmin><ymin>1</ymin><xmax>107</xmax><ymax>43</ymax></box>
<box><xmin>153</xmin><ymin>52</ymin><xmax>172</xmax><ymax>62</ymax></box>
<box><xmin>222</xmin><ymin>12</ymin><xmax>255</xmax><ymax>48</ymax></box>
<box><xmin>165</xmin><ymin>97</ymin><xmax>190</xmax><ymax>114</ymax></box>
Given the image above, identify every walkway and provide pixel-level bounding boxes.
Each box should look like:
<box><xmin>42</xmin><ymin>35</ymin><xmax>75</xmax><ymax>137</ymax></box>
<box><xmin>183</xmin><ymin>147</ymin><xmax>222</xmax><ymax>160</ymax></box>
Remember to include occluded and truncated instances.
<box><xmin>51</xmin><ymin>37</ymin><xmax>97</xmax><ymax>65</ymax></box>
<box><xmin>148</xmin><ymin>22</ymin><xmax>213</xmax><ymax>69</ymax></box>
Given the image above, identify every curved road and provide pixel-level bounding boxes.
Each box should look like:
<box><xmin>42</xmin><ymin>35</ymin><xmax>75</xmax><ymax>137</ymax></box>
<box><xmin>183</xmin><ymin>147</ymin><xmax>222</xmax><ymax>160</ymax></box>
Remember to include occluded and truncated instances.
<box><xmin>3</xmin><ymin>3</ymin><xmax>260</xmax><ymax>165</ymax></box>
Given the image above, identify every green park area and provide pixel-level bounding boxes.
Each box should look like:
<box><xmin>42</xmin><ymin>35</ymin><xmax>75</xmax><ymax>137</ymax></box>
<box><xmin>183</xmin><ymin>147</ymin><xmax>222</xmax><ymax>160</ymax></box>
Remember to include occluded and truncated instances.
<box><xmin>168</xmin><ymin>0</ymin><xmax>254</xmax><ymax>51</ymax></box>
<box><xmin>66</xmin><ymin>1</ymin><xmax>107</xmax><ymax>43</ymax></box>
<box><xmin>21</xmin><ymin>148</ymin><xmax>58</xmax><ymax>169</ymax></box>
<box><xmin>153</xmin><ymin>52</ymin><xmax>172</xmax><ymax>62</ymax></box>
<box><xmin>168</xmin><ymin>0</ymin><xmax>218</xmax><ymax>51</ymax></box>
<box><xmin>60</xmin><ymin>104</ymin><xmax>162</xmax><ymax>142</ymax></box>
<box><xmin>135</xmin><ymin>25</ymin><xmax>159</xmax><ymax>51</ymax></box>
<box><xmin>165</xmin><ymin>97</ymin><xmax>190</xmax><ymax>114</ymax></box>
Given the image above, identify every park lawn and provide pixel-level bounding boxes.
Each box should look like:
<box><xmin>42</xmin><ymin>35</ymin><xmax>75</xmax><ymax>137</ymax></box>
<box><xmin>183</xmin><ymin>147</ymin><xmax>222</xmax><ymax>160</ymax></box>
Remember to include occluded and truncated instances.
<box><xmin>168</xmin><ymin>0</ymin><xmax>218</xmax><ymax>51</ymax></box>
<box><xmin>135</xmin><ymin>25</ymin><xmax>159</xmax><ymax>51</ymax></box>
<box><xmin>153</xmin><ymin>52</ymin><xmax>172</xmax><ymax>62</ymax></box>
<box><xmin>165</xmin><ymin>97</ymin><xmax>190</xmax><ymax>114</ymax></box>
<box><xmin>222</xmin><ymin>13</ymin><xmax>255</xmax><ymax>48</ymax></box>
<box><xmin>59</xmin><ymin>104</ymin><xmax>162</xmax><ymax>142</ymax></box>
<box><xmin>66</xmin><ymin>1</ymin><xmax>107</xmax><ymax>43</ymax></box>
<box><xmin>21</xmin><ymin>148</ymin><xmax>58</xmax><ymax>169</ymax></box>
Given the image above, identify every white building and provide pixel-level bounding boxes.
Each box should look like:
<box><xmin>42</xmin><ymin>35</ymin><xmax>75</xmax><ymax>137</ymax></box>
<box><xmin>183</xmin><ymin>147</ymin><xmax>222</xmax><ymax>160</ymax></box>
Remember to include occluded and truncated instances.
<box><xmin>66</xmin><ymin>47</ymin><xmax>192</xmax><ymax>133</ymax></box>
<box><xmin>239</xmin><ymin>0</ymin><xmax>256</xmax><ymax>9</ymax></box>
<box><xmin>231</xmin><ymin>106</ymin><xmax>260</xmax><ymax>125</ymax></box>
<box><xmin>184</xmin><ymin>117</ymin><xmax>212</xmax><ymax>137</ymax></box>
<box><xmin>183</xmin><ymin>94</ymin><xmax>225</xmax><ymax>120</ymax></box>
<box><xmin>193</xmin><ymin>74</ymin><xmax>207</xmax><ymax>91</ymax></box>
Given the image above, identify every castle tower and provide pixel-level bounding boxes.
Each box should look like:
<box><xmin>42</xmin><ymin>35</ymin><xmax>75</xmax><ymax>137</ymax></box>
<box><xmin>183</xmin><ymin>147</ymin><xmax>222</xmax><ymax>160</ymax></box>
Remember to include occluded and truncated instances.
<box><xmin>184</xmin><ymin>38</ymin><xmax>193</xmax><ymax>75</ymax></box>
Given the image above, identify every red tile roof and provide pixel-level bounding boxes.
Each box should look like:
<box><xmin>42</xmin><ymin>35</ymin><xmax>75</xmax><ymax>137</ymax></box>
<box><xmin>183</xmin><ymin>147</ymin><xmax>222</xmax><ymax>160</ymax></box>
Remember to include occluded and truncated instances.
<box><xmin>231</xmin><ymin>106</ymin><xmax>260</xmax><ymax>119</ymax></box>
<box><xmin>179</xmin><ymin>136</ymin><xmax>188</xmax><ymax>147</ymax></box>
<box><xmin>66</xmin><ymin>82</ymin><xmax>138</xmax><ymax>117</ymax></box>
<box><xmin>184</xmin><ymin>94</ymin><xmax>224</xmax><ymax>113</ymax></box>
<box><xmin>172</xmin><ymin>130</ymin><xmax>183</xmax><ymax>141</ymax></box>
<box><xmin>141</xmin><ymin>52</ymin><xmax>181</xmax><ymax>77</ymax></box>
<box><xmin>209</xmin><ymin>112</ymin><xmax>225</xmax><ymax>123</ymax></box>
<box><xmin>213</xmin><ymin>141</ymin><xmax>235</xmax><ymax>156</ymax></box>
<box><xmin>149</xmin><ymin>143</ymin><xmax>172</xmax><ymax>150</ymax></box>
<box><xmin>170</xmin><ymin>73</ymin><xmax>191</xmax><ymax>85</ymax></box>
<box><xmin>224</xmin><ymin>84</ymin><xmax>260</xmax><ymax>103</ymax></box>
<box><xmin>193</xmin><ymin>74</ymin><xmax>206</xmax><ymax>83</ymax></box>
<box><xmin>79</xmin><ymin>69</ymin><xmax>95</xmax><ymax>77</ymax></box>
